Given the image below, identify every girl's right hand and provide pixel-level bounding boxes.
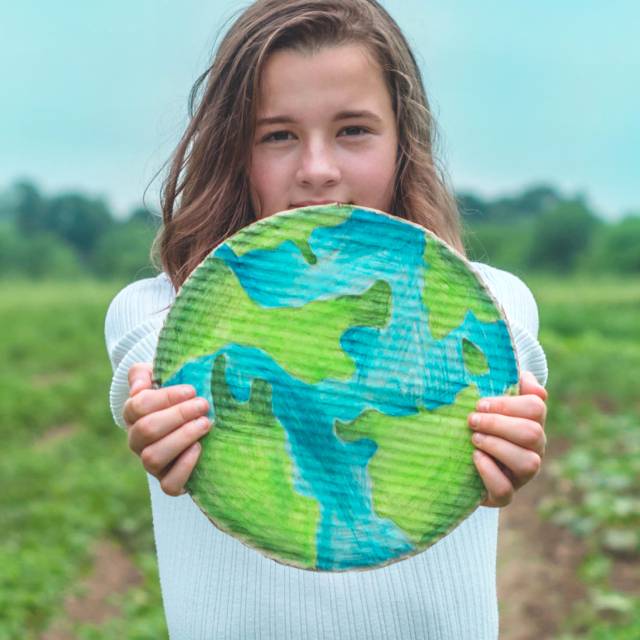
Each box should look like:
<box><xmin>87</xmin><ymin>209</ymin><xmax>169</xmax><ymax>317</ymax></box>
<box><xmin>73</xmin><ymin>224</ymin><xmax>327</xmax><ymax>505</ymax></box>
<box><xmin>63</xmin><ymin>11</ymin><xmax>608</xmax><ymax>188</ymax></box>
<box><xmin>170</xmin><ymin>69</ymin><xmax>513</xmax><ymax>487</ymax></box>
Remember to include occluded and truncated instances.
<box><xmin>122</xmin><ymin>363</ymin><xmax>212</xmax><ymax>496</ymax></box>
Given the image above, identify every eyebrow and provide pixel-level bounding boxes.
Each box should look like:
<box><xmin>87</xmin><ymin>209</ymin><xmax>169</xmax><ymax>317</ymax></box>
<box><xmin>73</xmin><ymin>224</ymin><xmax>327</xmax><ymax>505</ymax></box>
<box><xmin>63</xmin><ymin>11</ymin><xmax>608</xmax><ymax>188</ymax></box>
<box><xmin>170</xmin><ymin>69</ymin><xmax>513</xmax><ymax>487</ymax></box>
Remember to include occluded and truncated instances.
<box><xmin>256</xmin><ymin>110</ymin><xmax>383</xmax><ymax>126</ymax></box>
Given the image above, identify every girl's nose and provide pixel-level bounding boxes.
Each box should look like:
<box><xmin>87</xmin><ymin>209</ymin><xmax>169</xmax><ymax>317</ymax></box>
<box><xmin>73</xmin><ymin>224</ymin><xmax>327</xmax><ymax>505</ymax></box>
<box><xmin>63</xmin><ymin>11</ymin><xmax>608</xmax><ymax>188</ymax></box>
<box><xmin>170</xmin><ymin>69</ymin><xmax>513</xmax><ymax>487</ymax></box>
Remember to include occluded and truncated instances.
<box><xmin>295</xmin><ymin>142</ymin><xmax>341</xmax><ymax>188</ymax></box>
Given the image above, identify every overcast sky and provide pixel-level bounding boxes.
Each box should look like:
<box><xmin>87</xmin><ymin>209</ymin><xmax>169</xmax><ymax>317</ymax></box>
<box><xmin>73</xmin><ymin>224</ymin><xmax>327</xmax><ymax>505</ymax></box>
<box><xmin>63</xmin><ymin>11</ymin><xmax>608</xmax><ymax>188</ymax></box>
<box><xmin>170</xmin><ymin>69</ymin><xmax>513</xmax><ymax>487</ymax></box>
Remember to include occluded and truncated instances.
<box><xmin>1</xmin><ymin>1</ymin><xmax>638</xmax><ymax>219</ymax></box>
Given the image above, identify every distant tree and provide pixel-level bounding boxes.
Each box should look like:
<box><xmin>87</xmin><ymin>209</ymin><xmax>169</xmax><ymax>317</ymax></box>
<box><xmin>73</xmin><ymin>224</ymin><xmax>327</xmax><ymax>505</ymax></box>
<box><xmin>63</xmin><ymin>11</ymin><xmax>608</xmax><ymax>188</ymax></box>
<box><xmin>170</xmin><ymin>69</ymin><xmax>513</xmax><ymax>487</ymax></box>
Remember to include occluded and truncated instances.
<box><xmin>459</xmin><ymin>183</ymin><xmax>563</xmax><ymax>225</ymax></box>
<box><xmin>0</xmin><ymin>223</ymin><xmax>22</xmax><ymax>275</ymax></box>
<box><xmin>14</xmin><ymin>180</ymin><xmax>48</xmax><ymax>235</ymax></box>
<box><xmin>91</xmin><ymin>218</ymin><xmax>157</xmax><ymax>280</ymax></box>
<box><xmin>585</xmin><ymin>214</ymin><xmax>640</xmax><ymax>273</ymax></box>
<box><xmin>526</xmin><ymin>199</ymin><xmax>602</xmax><ymax>272</ymax></box>
<box><xmin>457</xmin><ymin>192</ymin><xmax>490</xmax><ymax>223</ymax></box>
<box><xmin>463</xmin><ymin>220</ymin><xmax>534</xmax><ymax>274</ymax></box>
<box><xmin>0</xmin><ymin>223</ymin><xmax>83</xmax><ymax>279</ymax></box>
<box><xmin>44</xmin><ymin>193</ymin><xmax>114</xmax><ymax>257</ymax></box>
<box><xmin>12</xmin><ymin>180</ymin><xmax>116</xmax><ymax>259</ymax></box>
<box><xmin>128</xmin><ymin>206</ymin><xmax>161</xmax><ymax>227</ymax></box>
<box><xmin>0</xmin><ymin>187</ymin><xmax>18</xmax><ymax>223</ymax></box>
<box><xmin>516</xmin><ymin>185</ymin><xmax>563</xmax><ymax>216</ymax></box>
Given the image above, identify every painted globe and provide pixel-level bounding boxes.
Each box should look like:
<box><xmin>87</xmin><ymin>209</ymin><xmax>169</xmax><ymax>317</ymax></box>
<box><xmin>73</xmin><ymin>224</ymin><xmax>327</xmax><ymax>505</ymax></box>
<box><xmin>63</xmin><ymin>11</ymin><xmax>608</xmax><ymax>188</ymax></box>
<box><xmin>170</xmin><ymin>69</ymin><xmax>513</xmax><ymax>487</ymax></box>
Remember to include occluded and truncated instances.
<box><xmin>153</xmin><ymin>204</ymin><xmax>519</xmax><ymax>571</ymax></box>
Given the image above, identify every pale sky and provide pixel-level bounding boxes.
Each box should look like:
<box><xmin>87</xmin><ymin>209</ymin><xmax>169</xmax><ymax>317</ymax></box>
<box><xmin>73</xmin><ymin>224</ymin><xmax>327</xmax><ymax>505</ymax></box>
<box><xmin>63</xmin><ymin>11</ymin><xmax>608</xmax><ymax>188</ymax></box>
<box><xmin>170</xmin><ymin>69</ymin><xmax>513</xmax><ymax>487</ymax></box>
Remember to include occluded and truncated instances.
<box><xmin>1</xmin><ymin>1</ymin><xmax>638</xmax><ymax>219</ymax></box>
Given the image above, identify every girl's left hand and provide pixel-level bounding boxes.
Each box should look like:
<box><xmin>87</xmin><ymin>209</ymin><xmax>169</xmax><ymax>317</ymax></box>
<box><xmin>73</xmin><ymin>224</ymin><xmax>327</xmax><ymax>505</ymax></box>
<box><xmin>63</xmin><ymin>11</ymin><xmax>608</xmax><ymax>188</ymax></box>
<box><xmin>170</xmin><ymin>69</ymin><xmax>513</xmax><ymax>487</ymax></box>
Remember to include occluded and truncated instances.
<box><xmin>468</xmin><ymin>371</ymin><xmax>548</xmax><ymax>508</ymax></box>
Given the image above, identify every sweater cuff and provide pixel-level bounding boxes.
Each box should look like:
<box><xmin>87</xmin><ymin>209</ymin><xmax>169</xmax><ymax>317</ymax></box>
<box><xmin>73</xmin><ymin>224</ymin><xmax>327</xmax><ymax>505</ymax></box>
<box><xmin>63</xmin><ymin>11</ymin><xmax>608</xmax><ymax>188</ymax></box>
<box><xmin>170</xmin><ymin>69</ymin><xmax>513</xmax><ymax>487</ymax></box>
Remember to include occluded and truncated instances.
<box><xmin>510</xmin><ymin>322</ymin><xmax>548</xmax><ymax>387</ymax></box>
<box><xmin>109</xmin><ymin>320</ymin><xmax>164</xmax><ymax>429</ymax></box>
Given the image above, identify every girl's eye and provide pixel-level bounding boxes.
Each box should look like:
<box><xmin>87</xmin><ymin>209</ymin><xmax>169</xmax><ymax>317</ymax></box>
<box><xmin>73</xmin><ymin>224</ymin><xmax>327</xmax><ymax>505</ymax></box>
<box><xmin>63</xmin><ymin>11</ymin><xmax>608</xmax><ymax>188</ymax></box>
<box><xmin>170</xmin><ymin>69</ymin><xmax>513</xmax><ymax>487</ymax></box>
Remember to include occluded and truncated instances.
<box><xmin>339</xmin><ymin>126</ymin><xmax>370</xmax><ymax>137</ymax></box>
<box><xmin>261</xmin><ymin>130</ymin><xmax>295</xmax><ymax>143</ymax></box>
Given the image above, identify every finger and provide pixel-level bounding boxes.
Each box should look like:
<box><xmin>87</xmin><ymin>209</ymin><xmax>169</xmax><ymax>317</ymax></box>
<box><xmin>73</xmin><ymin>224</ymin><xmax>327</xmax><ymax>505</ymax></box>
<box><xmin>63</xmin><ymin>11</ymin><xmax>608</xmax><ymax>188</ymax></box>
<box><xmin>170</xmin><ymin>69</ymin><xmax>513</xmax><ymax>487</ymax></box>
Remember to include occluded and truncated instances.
<box><xmin>473</xmin><ymin>450</ymin><xmax>515</xmax><ymax>508</ymax></box>
<box><xmin>123</xmin><ymin>384</ymin><xmax>198</xmax><ymax>428</ymax></box>
<box><xmin>128</xmin><ymin>363</ymin><xmax>154</xmax><ymax>396</ymax></box>
<box><xmin>520</xmin><ymin>371</ymin><xmax>548</xmax><ymax>401</ymax></box>
<box><xmin>128</xmin><ymin>397</ymin><xmax>209</xmax><ymax>454</ymax></box>
<box><xmin>158</xmin><ymin>442</ymin><xmax>203</xmax><ymax>497</ymax></box>
<box><xmin>139</xmin><ymin>416</ymin><xmax>211</xmax><ymax>474</ymax></box>
<box><xmin>475</xmin><ymin>393</ymin><xmax>547</xmax><ymax>424</ymax></box>
<box><xmin>468</xmin><ymin>412</ymin><xmax>546</xmax><ymax>455</ymax></box>
<box><xmin>471</xmin><ymin>433</ymin><xmax>542</xmax><ymax>490</ymax></box>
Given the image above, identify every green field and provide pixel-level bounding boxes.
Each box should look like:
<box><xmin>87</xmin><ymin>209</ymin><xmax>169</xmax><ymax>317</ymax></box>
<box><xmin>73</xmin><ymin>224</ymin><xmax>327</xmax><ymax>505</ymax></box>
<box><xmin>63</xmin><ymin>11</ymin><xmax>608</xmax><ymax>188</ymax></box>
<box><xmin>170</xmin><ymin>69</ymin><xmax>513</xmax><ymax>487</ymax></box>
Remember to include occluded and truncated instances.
<box><xmin>0</xmin><ymin>281</ymin><xmax>166</xmax><ymax>639</ymax></box>
<box><xmin>1</xmin><ymin>276</ymin><xmax>638</xmax><ymax>639</ymax></box>
<box><xmin>530</xmin><ymin>276</ymin><xmax>640</xmax><ymax>638</ymax></box>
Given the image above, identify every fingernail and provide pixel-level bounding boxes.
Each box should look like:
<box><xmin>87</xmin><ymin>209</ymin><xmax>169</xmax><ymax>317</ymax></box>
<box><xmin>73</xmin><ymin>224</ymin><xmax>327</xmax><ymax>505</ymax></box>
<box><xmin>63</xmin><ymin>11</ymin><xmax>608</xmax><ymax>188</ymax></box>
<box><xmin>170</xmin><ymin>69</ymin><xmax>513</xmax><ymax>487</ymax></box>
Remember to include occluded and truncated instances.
<box><xmin>477</xmin><ymin>400</ymin><xmax>490</xmax><ymax>412</ymax></box>
<box><xmin>195</xmin><ymin>398</ymin><xmax>209</xmax><ymax>412</ymax></box>
<box><xmin>473</xmin><ymin>450</ymin><xmax>484</xmax><ymax>463</ymax></box>
<box><xmin>181</xmin><ymin>386</ymin><xmax>196</xmax><ymax>398</ymax></box>
<box><xmin>469</xmin><ymin>413</ymin><xmax>481</xmax><ymax>428</ymax></box>
<box><xmin>196</xmin><ymin>417</ymin><xmax>210</xmax><ymax>431</ymax></box>
<box><xmin>472</xmin><ymin>432</ymin><xmax>484</xmax><ymax>445</ymax></box>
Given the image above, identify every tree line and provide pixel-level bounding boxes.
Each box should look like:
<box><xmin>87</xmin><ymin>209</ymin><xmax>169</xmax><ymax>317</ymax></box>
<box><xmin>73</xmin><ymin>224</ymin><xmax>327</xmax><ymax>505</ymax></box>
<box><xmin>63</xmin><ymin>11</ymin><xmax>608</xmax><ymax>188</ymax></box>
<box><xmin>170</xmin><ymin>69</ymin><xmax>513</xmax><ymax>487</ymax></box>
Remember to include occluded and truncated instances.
<box><xmin>0</xmin><ymin>181</ymin><xmax>159</xmax><ymax>281</ymax></box>
<box><xmin>0</xmin><ymin>180</ymin><xmax>638</xmax><ymax>281</ymax></box>
<box><xmin>459</xmin><ymin>185</ymin><xmax>639</xmax><ymax>275</ymax></box>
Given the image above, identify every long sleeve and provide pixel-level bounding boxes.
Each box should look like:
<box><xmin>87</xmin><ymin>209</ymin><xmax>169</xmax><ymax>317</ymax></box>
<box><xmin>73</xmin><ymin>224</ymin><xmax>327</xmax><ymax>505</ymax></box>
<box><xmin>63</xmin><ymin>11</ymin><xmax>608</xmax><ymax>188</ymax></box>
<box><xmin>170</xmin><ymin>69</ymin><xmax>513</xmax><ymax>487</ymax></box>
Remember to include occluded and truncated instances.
<box><xmin>104</xmin><ymin>272</ymin><xmax>176</xmax><ymax>428</ymax></box>
<box><xmin>471</xmin><ymin>262</ymin><xmax>548</xmax><ymax>386</ymax></box>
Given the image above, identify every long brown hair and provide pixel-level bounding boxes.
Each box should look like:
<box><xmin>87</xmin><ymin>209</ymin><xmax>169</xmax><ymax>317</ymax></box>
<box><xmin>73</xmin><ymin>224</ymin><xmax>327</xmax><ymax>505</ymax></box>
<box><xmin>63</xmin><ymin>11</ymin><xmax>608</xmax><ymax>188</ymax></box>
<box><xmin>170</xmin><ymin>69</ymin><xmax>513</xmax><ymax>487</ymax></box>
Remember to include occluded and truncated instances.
<box><xmin>155</xmin><ymin>0</ymin><xmax>464</xmax><ymax>290</ymax></box>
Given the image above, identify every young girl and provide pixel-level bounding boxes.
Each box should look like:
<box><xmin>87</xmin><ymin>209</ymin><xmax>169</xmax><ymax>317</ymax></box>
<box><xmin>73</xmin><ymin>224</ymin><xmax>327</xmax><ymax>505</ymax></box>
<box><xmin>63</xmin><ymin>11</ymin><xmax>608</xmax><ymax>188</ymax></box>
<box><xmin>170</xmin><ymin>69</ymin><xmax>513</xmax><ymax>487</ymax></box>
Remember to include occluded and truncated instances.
<box><xmin>105</xmin><ymin>1</ymin><xmax>548</xmax><ymax>637</ymax></box>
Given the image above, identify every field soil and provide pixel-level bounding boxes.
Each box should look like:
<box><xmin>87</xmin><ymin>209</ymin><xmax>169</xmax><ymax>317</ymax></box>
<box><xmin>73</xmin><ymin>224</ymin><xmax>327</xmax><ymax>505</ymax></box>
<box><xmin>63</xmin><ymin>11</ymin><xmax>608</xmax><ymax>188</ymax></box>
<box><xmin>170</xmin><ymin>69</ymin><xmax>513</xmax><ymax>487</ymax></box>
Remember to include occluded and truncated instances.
<box><xmin>41</xmin><ymin>540</ymin><xmax>142</xmax><ymax>640</ymax></box>
<box><xmin>498</xmin><ymin>437</ymin><xmax>587</xmax><ymax>639</ymax></box>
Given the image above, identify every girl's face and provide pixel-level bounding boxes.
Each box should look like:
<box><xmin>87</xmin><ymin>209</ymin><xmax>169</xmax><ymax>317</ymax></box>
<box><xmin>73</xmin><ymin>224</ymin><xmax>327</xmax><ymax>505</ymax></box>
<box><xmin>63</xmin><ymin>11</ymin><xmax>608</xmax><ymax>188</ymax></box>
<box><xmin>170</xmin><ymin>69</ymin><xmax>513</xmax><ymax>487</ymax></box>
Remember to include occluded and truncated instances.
<box><xmin>250</xmin><ymin>44</ymin><xmax>398</xmax><ymax>218</ymax></box>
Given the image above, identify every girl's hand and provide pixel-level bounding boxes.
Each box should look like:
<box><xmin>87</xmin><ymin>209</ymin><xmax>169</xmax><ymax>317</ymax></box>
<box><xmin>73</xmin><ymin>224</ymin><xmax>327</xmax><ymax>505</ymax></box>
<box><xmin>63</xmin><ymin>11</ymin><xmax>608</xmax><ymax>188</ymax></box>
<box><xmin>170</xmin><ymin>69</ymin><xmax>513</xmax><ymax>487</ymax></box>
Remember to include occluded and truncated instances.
<box><xmin>122</xmin><ymin>363</ymin><xmax>212</xmax><ymax>496</ymax></box>
<box><xmin>468</xmin><ymin>371</ymin><xmax>548</xmax><ymax>508</ymax></box>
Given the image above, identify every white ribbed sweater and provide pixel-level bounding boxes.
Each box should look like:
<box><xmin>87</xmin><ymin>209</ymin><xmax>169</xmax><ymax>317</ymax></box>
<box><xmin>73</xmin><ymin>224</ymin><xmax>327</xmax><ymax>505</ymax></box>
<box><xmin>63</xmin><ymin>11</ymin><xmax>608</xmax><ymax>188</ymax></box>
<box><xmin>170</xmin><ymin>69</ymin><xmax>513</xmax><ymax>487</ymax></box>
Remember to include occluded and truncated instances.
<box><xmin>104</xmin><ymin>263</ymin><xmax>547</xmax><ymax>640</ymax></box>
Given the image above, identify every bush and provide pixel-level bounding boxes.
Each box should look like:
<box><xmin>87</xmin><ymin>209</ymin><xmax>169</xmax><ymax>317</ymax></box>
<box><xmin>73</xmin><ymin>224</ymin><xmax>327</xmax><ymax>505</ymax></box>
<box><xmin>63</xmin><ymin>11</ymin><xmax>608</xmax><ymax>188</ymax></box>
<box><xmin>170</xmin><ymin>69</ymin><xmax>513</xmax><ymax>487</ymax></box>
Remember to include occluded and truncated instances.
<box><xmin>0</xmin><ymin>223</ymin><xmax>83</xmax><ymax>279</ymax></box>
<box><xmin>91</xmin><ymin>220</ymin><xmax>157</xmax><ymax>281</ymax></box>
<box><xmin>527</xmin><ymin>200</ymin><xmax>602</xmax><ymax>272</ymax></box>
<box><xmin>463</xmin><ymin>220</ymin><xmax>533</xmax><ymax>275</ymax></box>
<box><xmin>583</xmin><ymin>215</ymin><xmax>640</xmax><ymax>273</ymax></box>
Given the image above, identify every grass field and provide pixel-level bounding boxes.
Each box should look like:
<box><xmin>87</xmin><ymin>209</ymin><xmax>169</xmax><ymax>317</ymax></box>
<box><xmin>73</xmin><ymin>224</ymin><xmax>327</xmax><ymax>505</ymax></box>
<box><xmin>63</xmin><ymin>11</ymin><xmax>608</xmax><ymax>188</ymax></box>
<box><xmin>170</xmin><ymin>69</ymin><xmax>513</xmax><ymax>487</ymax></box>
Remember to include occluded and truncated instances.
<box><xmin>1</xmin><ymin>276</ymin><xmax>638</xmax><ymax>639</ymax></box>
<box><xmin>0</xmin><ymin>281</ymin><xmax>166</xmax><ymax>639</ymax></box>
<box><xmin>528</xmin><ymin>276</ymin><xmax>640</xmax><ymax>638</ymax></box>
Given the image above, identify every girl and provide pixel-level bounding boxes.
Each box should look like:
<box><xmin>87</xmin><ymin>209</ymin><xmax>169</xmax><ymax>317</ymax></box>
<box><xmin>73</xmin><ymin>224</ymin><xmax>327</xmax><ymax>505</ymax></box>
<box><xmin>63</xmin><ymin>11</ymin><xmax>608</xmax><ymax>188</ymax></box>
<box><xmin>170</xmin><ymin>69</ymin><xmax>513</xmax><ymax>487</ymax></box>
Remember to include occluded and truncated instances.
<box><xmin>105</xmin><ymin>1</ymin><xmax>548</xmax><ymax>637</ymax></box>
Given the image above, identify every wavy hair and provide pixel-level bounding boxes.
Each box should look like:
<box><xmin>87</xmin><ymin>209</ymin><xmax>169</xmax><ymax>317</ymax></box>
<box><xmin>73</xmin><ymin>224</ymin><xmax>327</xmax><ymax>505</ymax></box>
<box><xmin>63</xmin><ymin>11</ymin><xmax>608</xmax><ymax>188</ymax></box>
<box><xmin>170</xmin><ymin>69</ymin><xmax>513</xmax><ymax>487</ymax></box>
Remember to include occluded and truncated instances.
<box><xmin>155</xmin><ymin>0</ymin><xmax>464</xmax><ymax>289</ymax></box>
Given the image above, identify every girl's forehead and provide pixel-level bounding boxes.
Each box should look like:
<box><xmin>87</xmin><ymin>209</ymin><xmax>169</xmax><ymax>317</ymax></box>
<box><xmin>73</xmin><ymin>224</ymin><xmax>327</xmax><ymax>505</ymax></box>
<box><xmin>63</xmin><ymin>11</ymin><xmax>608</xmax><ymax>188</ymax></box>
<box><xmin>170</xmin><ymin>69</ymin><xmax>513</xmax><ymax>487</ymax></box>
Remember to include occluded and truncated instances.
<box><xmin>256</xmin><ymin>43</ymin><xmax>391</xmax><ymax>117</ymax></box>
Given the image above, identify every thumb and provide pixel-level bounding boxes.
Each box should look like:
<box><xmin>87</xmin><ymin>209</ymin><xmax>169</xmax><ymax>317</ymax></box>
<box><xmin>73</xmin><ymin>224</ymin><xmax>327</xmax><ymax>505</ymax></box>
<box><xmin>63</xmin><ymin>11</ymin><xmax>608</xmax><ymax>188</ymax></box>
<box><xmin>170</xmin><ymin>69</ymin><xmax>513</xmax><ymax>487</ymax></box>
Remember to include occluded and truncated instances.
<box><xmin>128</xmin><ymin>362</ymin><xmax>154</xmax><ymax>397</ymax></box>
<box><xmin>520</xmin><ymin>370</ymin><xmax>547</xmax><ymax>401</ymax></box>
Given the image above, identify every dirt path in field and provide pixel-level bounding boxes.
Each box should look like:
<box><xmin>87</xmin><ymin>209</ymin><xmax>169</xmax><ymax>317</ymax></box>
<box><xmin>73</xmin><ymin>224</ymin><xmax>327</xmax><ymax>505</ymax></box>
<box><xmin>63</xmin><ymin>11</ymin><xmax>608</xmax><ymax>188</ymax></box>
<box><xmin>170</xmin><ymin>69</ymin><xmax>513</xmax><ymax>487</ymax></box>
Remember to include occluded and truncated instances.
<box><xmin>32</xmin><ymin>424</ymin><xmax>78</xmax><ymax>450</ymax></box>
<box><xmin>41</xmin><ymin>540</ymin><xmax>142</xmax><ymax>640</ymax></box>
<box><xmin>497</xmin><ymin>437</ymin><xmax>588</xmax><ymax>639</ymax></box>
<box><xmin>39</xmin><ymin>440</ymin><xmax>590</xmax><ymax>639</ymax></box>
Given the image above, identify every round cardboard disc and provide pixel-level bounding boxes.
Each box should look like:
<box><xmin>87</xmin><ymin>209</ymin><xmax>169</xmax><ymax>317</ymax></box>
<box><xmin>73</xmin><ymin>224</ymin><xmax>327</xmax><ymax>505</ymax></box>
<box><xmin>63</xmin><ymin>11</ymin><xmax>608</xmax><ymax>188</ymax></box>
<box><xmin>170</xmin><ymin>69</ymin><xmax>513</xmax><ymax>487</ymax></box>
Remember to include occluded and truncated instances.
<box><xmin>153</xmin><ymin>204</ymin><xmax>519</xmax><ymax>571</ymax></box>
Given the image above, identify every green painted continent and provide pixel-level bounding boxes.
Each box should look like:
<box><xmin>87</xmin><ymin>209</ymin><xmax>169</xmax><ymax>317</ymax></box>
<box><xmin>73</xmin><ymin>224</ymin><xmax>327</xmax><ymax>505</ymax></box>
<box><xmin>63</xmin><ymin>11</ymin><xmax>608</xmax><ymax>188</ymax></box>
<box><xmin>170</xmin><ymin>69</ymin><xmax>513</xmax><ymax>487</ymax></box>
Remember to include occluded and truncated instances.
<box><xmin>187</xmin><ymin>354</ymin><xmax>320</xmax><ymax>568</ymax></box>
<box><xmin>423</xmin><ymin>240</ymin><xmax>501</xmax><ymax>340</ymax></box>
<box><xmin>226</xmin><ymin>205</ymin><xmax>351</xmax><ymax>263</ymax></box>
<box><xmin>335</xmin><ymin>385</ymin><xmax>485</xmax><ymax>546</ymax></box>
<box><xmin>155</xmin><ymin>256</ymin><xmax>391</xmax><ymax>385</ymax></box>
